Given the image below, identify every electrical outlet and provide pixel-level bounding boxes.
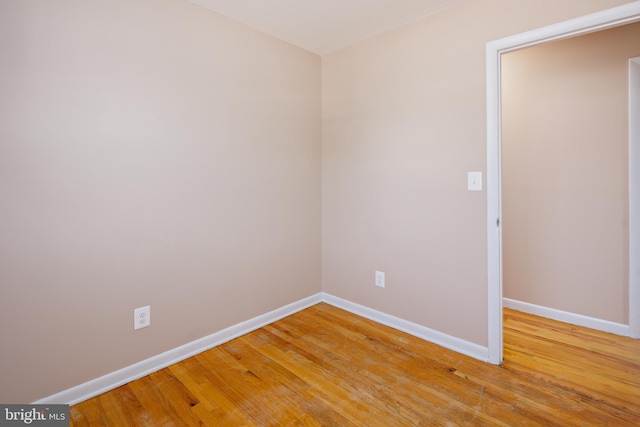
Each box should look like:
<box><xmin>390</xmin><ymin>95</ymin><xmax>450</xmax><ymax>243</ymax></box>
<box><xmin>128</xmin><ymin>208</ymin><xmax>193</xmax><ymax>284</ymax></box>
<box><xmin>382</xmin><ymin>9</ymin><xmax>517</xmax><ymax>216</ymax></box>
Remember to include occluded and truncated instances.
<box><xmin>375</xmin><ymin>271</ymin><xmax>385</xmax><ymax>288</ymax></box>
<box><xmin>134</xmin><ymin>306</ymin><xmax>150</xmax><ymax>330</ymax></box>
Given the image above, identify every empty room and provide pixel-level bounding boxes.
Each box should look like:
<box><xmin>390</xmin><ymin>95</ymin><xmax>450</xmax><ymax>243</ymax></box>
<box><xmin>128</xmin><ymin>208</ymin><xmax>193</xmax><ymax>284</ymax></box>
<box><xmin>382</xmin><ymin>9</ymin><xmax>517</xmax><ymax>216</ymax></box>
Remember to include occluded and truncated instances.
<box><xmin>1</xmin><ymin>0</ymin><xmax>639</xmax><ymax>425</ymax></box>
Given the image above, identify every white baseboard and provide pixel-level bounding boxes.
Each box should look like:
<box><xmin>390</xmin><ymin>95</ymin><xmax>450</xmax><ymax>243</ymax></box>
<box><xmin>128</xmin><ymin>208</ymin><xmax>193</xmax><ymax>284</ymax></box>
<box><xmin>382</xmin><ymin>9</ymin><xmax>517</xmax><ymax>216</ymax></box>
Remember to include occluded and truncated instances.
<box><xmin>36</xmin><ymin>291</ymin><xmax>491</xmax><ymax>405</ymax></box>
<box><xmin>322</xmin><ymin>294</ymin><xmax>489</xmax><ymax>362</ymax></box>
<box><xmin>34</xmin><ymin>293</ymin><xmax>323</xmax><ymax>405</ymax></box>
<box><xmin>503</xmin><ymin>298</ymin><xmax>630</xmax><ymax>337</ymax></box>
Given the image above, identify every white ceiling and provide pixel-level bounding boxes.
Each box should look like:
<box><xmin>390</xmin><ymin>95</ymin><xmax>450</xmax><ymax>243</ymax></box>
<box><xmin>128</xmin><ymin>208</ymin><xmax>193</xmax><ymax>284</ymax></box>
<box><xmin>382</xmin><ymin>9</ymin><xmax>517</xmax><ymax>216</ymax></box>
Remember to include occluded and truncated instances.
<box><xmin>187</xmin><ymin>0</ymin><xmax>465</xmax><ymax>55</ymax></box>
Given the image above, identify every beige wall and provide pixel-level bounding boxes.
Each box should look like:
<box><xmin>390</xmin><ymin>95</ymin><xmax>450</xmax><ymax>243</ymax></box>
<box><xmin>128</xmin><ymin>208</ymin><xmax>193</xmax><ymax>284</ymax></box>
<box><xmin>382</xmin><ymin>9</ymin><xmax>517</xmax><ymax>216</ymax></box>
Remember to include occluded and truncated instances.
<box><xmin>321</xmin><ymin>0</ymin><xmax>633</xmax><ymax>345</ymax></box>
<box><xmin>0</xmin><ymin>0</ymin><xmax>321</xmax><ymax>403</ymax></box>
<box><xmin>502</xmin><ymin>22</ymin><xmax>640</xmax><ymax>323</ymax></box>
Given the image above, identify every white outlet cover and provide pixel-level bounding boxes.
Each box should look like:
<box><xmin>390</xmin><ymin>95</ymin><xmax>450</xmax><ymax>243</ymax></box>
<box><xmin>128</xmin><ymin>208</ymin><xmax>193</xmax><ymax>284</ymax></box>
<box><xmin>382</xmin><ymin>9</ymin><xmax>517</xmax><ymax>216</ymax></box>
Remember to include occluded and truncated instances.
<box><xmin>134</xmin><ymin>306</ymin><xmax>151</xmax><ymax>330</ymax></box>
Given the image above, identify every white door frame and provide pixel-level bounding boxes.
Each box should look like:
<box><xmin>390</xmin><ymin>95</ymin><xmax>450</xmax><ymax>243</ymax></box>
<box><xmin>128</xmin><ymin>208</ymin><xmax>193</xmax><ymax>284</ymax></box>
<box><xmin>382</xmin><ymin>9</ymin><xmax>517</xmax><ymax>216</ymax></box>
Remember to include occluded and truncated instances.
<box><xmin>486</xmin><ymin>1</ymin><xmax>640</xmax><ymax>364</ymax></box>
<box><xmin>630</xmin><ymin>55</ymin><xmax>640</xmax><ymax>339</ymax></box>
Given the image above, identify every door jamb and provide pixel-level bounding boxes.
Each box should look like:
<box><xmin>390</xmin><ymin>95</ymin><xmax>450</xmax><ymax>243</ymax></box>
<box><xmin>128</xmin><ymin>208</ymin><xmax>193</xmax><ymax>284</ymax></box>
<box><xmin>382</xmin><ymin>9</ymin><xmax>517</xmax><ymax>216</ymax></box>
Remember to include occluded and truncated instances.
<box><xmin>630</xmin><ymin>55</ymin><xmax>640</xmax><ymax>339</ymax></box>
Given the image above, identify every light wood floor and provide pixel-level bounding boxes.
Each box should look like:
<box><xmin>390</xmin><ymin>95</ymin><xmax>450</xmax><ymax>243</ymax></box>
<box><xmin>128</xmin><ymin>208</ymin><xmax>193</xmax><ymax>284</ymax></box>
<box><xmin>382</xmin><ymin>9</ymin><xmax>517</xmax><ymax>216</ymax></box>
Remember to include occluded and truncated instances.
<box><xmin>70</xmin><ymin>304</ymin><xmax>640</xmax><ymax>426</ymax></box>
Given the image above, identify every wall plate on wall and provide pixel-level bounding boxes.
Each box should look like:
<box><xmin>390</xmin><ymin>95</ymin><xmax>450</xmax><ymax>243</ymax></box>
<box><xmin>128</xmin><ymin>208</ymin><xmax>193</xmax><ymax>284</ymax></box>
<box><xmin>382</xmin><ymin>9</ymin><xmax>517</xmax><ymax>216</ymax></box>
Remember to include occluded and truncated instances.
<box><xmin>468</xmin><ymin>171</ymin><xmax>482</xmax><ymax>191</ymax></box>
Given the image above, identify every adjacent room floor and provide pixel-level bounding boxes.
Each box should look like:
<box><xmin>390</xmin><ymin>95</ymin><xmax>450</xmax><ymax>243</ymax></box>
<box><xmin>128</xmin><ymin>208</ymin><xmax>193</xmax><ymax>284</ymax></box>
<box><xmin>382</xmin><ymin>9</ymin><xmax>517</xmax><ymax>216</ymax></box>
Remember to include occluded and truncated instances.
<box><xmin>69</xmin><ymin>303</ymin><xmax>640</xmax><ymax>426</ymax></box>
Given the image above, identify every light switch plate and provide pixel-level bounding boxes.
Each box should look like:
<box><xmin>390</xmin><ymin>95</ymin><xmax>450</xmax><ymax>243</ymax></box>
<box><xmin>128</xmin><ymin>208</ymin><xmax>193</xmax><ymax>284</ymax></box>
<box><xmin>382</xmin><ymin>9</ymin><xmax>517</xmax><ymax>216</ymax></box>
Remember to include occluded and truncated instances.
<box><xmin>375</xmin><ymin>271</ymin><xmax>385</xmax><ymax>288</ymax></box>
<box><xmin>468</xmin><ymin>172</ymin><xmax>482</xmax><ymax>191</ymax></box>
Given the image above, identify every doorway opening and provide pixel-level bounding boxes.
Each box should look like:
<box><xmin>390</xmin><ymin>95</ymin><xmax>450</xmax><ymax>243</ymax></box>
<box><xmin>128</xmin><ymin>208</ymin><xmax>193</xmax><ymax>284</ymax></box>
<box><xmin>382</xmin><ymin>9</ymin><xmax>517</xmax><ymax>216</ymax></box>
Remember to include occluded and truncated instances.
<box><xmin>486</xmin><ymin>1</ymin><xmax>640</xmax><ymax>364</ymax></box>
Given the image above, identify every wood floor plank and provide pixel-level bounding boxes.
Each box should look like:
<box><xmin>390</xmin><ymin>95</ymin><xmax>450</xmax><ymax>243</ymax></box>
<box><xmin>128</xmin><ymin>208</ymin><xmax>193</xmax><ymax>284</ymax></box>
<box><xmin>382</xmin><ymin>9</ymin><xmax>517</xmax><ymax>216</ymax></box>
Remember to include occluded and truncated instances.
<box><xmin>505</xmin><ymin>333</ymin><xmax>640</xmax><ymax>400</ymax></box>
<box><xmin>504</xmin><ymin>310</ymin><xmax>640</xmax><ymax>363</ymax></box>
<box><xmin>265</xmin><ymin>310</ymin><xmax>516</xmax><ymax>425</ymax></box>
<box><xmin>243</xmin><ymin>333</ymin><xmax>409</xmax><ymax>426</ymax></box>
<box><xmin>298</xmin><ymin>306</ymin><xmax>628</xmax><ymax>425</ymax></box>
<box><xmin>69</xmin><ymin>395</ymin><xmax>107</xmax><ymax>426</ymax></box>
<box><xmin>70</xmin><ymin>304</ymin><xmax>640</xmax><ymax>426</ymax></box>
<box><xmin>218</xmin><ymin>339</ymin><xmax>352</xmax><ymax>426</ymax></box>
<box><xmin>167</xmin><ymin>358</ymin><xmax>256</xmax><ymax>425</ymax></box>
<box><xmin>301</xmin><ymin>306</ymin><xmax>626</xmax><ymax>426</ymax></box>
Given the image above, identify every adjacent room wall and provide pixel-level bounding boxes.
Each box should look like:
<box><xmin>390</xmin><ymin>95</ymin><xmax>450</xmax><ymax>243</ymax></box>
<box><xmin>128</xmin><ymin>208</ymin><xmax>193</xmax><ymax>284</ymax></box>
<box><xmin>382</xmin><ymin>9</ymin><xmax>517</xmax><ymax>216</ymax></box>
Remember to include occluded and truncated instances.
<box><xmin>321</xmin><ymin>0</ymin><xmax>632</xmax><ymax>346</ymax></box>
<box><xmin>0</xmin><ymin>0</ymin><xmax>321</xmax><ymax>403</ymax></box>
<box><xmin>501</xmin><ymin>22</ymin><xmax>640</xmax><ymax>324</ymax></box>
